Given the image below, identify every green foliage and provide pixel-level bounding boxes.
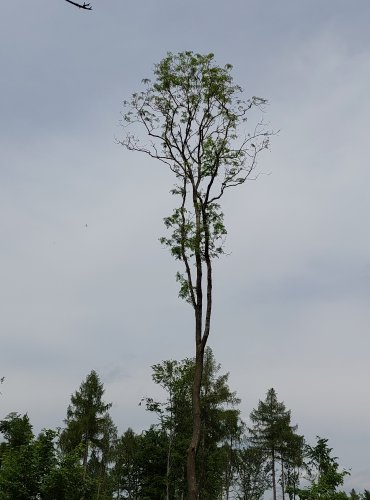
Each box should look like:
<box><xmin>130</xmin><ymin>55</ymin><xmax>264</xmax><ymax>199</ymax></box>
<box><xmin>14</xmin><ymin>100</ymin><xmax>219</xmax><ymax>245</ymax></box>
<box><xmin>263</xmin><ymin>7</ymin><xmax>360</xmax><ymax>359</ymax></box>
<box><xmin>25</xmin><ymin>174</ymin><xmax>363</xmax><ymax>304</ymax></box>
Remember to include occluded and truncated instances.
<box><xmin>142</xmin><ymin>348</ymin><xmax>244</xmax><ymax>499</ymax></box>
<box><xmin>295</xmin><ymin>437</ymin><xmax>349</xmax><ymax>500</ymax></box>
<box><xmin>1</xmin><ymin>368</ymin><xmax>364</xmax><ymax>499</ymax></box>
<box><xmin>60</xmin><ymin>370</ymin><xmax>114</xmax><ymax>460</ymax></box>
<box><xmin>349</xmin><ymin>489</ymin><xmax>361</xmax><ymax>500</ymax></box>
<box><xmin>236</xmin><ymin>446</ymin><xmax>271</xmax><ymax>500</ymax></box>
<box><xmin>120</xmin><ymin>51</ymin><xmax>271</xmax><ymax>304</ymax></box>
<box><xmin>0</xmin><ymin>413</ymin><xmax>40</xmax><ymax>499</ymax></box>
<box><xmin>0</xmin><ymin>423</ymin><xmax>53</xmax><ymax>499</ymax></box>
<box><xmin>0</xmin><ymin>414</ymin><xmax>96</xmax><ymax>499</ymax></box>
<box><xmin>248</xmin><ymin>388</ymin><xmax>304</xmax><ymax>500</ymax></box>
<box><xmin>111</xmin><ymin>426</ymin><xmax>168</xmax><ymax>500</ymax></box>
<box><xmin>0</xmin><ymin>413</ymin><xmax>33</xmax><ymax>449</ymax></box>
<box><xmin>137</xmin><ymin>427</ymin><xmax>168</xmax><ymax>499</ymax></box>
<box><xmin>59</xmin><ymin>370</ymin><xmax>116</xmax><ymax>498</ymax></box>
<box><xmin>41</xmin><ymin>446</ymin><xmax>94</xmax><ymax>500</ymax></box>
<box><xmin>110</xmin><ymin>428</ymin><xmax>142</xmax><ymax>499</ymax></box>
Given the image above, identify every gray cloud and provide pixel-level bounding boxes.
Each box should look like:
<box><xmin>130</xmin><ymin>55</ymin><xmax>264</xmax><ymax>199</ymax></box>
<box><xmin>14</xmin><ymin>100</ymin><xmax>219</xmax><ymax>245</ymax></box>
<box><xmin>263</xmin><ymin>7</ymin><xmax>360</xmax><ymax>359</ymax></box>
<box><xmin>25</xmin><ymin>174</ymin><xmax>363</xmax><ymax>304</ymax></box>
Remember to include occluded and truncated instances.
<box><xmin>1</xmin><ymin>0</ymin><xmax>370</xmax><ymax>490</ymax></box>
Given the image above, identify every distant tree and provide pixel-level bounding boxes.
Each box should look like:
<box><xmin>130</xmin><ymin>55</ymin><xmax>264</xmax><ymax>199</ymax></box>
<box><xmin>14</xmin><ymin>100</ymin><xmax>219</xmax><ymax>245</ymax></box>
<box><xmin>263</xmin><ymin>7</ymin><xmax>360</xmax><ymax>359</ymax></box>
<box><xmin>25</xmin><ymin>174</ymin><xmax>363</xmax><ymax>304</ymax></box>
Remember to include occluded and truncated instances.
<box><xmin>41</xmin><ymin>445</ymin><xmax>93</xmax><ymax>500</ymax></box>
<box><xmin>144</xmin><ymin>358</ymin><xmax>193</xmax><ymax>498</ymax></box>
<box><xmin>137</xmin><ymin>427</ymin><xmax>168</xmax><ymax>499</ymax></box>
<box><xmin>0</xmin><ymin>412</ymin><xmax>33</xmax><ymax>449</ymax></box>
<box><xmin>236</xmin><ymin>446</ymin><xmax>271</xmax><ymax>500</ymax></box>
<box><xmin>349</xmin><ymin>489</ymin><xmax>361</xmax><ymax>500</ymax></box>
<box><xmin>295</xmin><ymin>437</ymin><xmax>349</xmax><ymax>500</ymax></box>
<box><xmin>248</xmin><ymin>388</ymin><xmax>303</xmax><ymax>500</ymax></box>
<box><xmin>112</xmin><ymin>426</ymin><xmax>168</xmax><ymax>499</ymax></box>
<box><xmin>111</xmin><ymin>428</ymin><xmax>142</xmax><ymax>499</ymax></box>
<box><xmin>143</xmin><ymin>347</ymin><xmax>244</xmax><ymax>499</ymax></box>
<box><xmin>283</xmin><ymin>430</ymin><xmax>304</xmax><ymax>500</ymax></box>
<box><xmin>197</xmin><ymin>349</ymin><xmax>243</xmax><ymax>499</ymax></box>
<box><xmin>120</xmin><ymin>50</ymin><xmax>272</xmax><ymax>499</ymax></box>
<box><xmin>0</xmin><ymin>412</ymin><xmax>97</xmax><ymax>499</ymax></box>
<box><xmin>60</xmin><ymin>370</ymin><xmax>116</xmax><ymax>497</ymax></box>
<box><xmin>219</xmin><ymin>408</ymin><xmax>245</xmax><ymax>499</ymax></box>
<box><xmin>0</xmin><ymin>413</ymin><xmax>38</xmax><ymax>498</ymax></box>
<box><xmin>0</xmin><ymin>415</ymin><xmax>64</xmax><ymax>499</ymax></box>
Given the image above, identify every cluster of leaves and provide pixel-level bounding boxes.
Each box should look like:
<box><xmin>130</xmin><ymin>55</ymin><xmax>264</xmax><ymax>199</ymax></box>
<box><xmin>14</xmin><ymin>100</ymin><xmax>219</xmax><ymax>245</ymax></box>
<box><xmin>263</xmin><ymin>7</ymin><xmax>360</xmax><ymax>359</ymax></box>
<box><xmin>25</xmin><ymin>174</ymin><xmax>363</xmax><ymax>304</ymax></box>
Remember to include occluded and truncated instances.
<box><xmin>120</xmin><ymin>52</ymin><xmax>271</xmax><ymax>307</ymax></box>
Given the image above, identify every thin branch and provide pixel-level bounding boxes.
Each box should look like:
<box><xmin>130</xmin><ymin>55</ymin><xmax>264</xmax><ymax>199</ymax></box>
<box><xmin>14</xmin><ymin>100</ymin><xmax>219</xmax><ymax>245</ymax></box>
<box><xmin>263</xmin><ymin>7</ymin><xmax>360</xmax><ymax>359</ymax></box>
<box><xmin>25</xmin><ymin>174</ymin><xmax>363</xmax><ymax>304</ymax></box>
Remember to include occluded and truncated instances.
<box><xmin>64</xmin><ymin>0</ymin><xmax>92</xmax><ymax>10</ymax></box>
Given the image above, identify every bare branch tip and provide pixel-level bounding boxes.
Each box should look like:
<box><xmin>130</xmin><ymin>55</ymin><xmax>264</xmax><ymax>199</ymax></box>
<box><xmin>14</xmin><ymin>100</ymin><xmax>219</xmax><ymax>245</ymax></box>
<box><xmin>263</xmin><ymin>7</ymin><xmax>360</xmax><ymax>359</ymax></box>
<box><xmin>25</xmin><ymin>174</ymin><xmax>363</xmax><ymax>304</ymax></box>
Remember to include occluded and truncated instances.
<box><xmin>64</xmin><ymin>0</ymin><xmax>92</xmax><ymax>10</ymax></box>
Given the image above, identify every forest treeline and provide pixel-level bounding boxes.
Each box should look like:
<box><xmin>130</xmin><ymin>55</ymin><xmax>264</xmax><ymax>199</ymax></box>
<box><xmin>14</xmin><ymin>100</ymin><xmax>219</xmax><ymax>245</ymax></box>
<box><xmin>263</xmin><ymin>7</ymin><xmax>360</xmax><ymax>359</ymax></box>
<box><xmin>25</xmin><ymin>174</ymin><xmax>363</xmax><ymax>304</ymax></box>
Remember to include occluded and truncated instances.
<box><xmin>0</xmin><ymin>349</ymin><xmax>367</xmax><ymax>499</ymax></box>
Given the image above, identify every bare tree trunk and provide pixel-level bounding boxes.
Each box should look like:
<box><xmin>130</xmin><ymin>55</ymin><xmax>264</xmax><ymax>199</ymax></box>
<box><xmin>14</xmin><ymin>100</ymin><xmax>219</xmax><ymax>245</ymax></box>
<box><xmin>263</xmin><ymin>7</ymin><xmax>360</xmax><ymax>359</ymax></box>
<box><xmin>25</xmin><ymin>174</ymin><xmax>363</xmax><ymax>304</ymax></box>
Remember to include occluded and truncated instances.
<box><xmin>166</xmin><ymin>431</ymin><xmax>173</xmax><ymax>500</ymax></box>
<box><xmin>272</xmin><ymin>448</ymin><xmax>277</xmax><ymax>500</ymax></box>
<box><xmin>186</xmin><ymin>199</ymin><xmax>213</xmax><ymax>500</ymax></box>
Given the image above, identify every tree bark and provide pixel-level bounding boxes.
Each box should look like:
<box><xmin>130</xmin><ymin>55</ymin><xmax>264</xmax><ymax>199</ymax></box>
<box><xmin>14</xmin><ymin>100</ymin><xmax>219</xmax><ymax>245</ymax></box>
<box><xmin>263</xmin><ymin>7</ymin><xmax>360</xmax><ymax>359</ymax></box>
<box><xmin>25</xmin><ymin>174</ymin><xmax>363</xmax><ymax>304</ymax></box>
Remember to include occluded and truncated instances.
<box><xmin>281</xmin><ymin>458</ymin><xmax>285</xmax><ymax>500</ymax></box>
<box><xmin>272</xmin><ymin>448</ymin><xmax>277</xmax><ymax>500</ymax></box>
<box><xmin>186</xmin><ymin>340</ymin><xmax>204</xmax><ymax>499</ymax></box>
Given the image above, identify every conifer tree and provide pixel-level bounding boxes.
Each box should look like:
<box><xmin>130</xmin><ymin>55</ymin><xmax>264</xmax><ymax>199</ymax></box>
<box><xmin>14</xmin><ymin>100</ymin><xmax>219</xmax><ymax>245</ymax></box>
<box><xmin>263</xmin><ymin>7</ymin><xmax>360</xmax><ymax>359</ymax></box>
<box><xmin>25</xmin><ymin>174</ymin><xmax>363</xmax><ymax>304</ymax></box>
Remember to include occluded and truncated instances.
<box><xmin>248</xmin><ymin>388</ymin><xmax>303</xmax><ymax>500</ymax></box>
<box><xmin>60</xmin><ymin>370</ymin><xmax>116</xmax><ymax>497</ymax></box>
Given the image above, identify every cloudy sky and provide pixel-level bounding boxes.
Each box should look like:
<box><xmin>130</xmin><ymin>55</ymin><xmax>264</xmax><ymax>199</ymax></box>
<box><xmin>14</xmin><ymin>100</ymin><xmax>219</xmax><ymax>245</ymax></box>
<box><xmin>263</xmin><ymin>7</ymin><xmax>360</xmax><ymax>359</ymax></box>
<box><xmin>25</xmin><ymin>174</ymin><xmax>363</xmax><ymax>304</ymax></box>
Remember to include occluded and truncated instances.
<box><xmin>1</xmin><ymin>0</ymin><xmax>370</xmax><ymax>491</ymax></box>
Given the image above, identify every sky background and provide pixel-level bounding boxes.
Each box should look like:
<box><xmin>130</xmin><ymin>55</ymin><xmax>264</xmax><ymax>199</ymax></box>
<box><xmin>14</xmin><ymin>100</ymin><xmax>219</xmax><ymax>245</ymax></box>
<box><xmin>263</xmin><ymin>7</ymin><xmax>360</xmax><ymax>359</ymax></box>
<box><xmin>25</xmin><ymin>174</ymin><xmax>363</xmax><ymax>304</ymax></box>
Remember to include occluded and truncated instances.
<box><xmin>1</xmin><ymin>0</ymin><xmax>370</xmax><ymax>491</ymax></box>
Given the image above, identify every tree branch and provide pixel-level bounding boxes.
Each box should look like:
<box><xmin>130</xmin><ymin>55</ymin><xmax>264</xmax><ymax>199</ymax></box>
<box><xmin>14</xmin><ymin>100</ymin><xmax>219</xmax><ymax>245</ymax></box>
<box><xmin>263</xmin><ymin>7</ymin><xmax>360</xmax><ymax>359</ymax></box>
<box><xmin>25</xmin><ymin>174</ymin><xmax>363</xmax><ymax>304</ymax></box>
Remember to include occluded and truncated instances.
<box><xmin>64</xmin><ymin>0</ymin><xmax>92</xmax><ymax>10</ymax></box>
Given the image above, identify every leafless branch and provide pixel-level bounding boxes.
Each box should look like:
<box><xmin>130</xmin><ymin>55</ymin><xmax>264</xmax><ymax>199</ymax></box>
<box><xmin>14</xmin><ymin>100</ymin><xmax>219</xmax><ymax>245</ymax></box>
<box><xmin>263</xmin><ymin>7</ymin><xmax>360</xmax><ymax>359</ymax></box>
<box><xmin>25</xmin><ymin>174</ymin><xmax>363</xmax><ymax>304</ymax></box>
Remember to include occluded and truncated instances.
<box><xmin>64</xmin><ymin>0</ymin><xmax>92</xmax><ymax>10</ymax></box>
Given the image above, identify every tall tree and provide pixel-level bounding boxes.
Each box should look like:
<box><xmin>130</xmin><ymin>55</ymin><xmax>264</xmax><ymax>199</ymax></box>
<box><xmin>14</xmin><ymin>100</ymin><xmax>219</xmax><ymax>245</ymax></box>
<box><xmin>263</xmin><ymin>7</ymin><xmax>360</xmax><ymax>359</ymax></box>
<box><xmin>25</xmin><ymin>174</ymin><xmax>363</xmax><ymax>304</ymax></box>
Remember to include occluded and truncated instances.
<box><xmin>60</xmin><ymin>370</ymin><xmax>116</xmax><ymax>497</ymax></box>
<box><xmin>120</xmin><ymin>51</ymin><xmax>271</xmax><ymax>499</ymax></box>
<box><xmin>248</xmin><ymin>388</ymin><xmax>303</xmax><ymax>500</ymax></box>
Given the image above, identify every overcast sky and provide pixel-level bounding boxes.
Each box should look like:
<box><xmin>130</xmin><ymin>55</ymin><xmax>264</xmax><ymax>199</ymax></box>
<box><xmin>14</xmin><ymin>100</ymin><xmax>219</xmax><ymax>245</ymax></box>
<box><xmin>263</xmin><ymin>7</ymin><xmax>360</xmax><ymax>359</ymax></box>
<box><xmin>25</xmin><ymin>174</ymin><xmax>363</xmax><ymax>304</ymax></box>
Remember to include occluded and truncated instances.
<box><xmin>1</xmin><ymin>0</ymin><xmax>370</xmax><ymax>491</ymax></box>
